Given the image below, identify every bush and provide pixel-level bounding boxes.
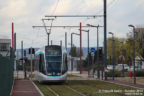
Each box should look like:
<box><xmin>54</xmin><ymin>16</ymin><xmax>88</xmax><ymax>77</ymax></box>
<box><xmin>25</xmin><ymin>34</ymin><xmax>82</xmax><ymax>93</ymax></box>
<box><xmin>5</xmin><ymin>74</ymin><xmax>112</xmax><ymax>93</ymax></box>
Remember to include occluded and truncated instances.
<box><xmin>136</xmin><ymin>70</ymin><xmax>144</xmax><ymax>77</ymax></box>
<box><xmin>107</xmin><ymin>70</ymin><xmax>121</xmax><ymax>77</ymax></box>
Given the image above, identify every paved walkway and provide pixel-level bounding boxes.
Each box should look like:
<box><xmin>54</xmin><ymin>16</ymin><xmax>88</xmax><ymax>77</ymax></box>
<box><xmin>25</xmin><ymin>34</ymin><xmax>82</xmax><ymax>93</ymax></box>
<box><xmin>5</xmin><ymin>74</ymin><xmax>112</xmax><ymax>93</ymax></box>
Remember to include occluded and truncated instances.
<box><xmin>11</xmin><ymin>80</ymin><xmax>41</xmax><ymax>96</ymax></box>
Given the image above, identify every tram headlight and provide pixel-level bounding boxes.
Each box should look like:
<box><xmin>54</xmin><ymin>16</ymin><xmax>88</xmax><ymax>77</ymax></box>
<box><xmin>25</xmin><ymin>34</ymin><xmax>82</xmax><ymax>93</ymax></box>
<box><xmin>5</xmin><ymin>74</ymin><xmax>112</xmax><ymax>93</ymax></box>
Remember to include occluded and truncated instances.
<box><xmin>47</xmin><ymin>72</ymin><xmax>52</xmax><ymax>76</ymax></box>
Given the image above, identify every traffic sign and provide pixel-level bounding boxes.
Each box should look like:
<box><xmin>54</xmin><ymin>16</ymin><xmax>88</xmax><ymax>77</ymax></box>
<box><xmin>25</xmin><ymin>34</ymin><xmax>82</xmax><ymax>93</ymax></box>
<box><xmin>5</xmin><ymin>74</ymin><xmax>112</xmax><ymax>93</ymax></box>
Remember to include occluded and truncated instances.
<box><xmin>90</xmin><ymin>48</ymin><xmax>95</xmax><ymax>53</ymax></box>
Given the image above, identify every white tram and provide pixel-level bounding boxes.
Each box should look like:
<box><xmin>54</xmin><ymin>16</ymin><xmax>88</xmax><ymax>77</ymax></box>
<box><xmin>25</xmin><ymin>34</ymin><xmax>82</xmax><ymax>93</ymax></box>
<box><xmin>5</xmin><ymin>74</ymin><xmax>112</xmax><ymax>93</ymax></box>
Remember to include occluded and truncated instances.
<box><xmin>34</xmin><ymin>45</ymin><xmax>68</xmax><ymax>83</ymax></box>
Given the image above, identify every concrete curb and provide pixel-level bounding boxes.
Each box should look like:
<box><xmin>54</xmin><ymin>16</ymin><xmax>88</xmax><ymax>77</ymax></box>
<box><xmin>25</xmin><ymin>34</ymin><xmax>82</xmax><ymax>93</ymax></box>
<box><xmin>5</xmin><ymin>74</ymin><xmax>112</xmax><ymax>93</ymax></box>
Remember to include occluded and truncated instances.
<box><xmin>32</xmin><ymin>81</ymin><xmax>45</xmax><ymax>96</ymax></box>
<box><xmin>10</xmin><ymin>79</ymin><xmax>15</xmax><ymax>96</ymax></box>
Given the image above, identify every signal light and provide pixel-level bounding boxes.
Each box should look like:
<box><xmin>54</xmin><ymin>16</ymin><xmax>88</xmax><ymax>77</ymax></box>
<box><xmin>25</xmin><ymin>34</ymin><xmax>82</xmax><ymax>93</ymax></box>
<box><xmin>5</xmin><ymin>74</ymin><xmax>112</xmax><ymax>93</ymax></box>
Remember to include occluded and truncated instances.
<box><xmin>29</xmin><ymin>48</ymin><xmax>35</xmax><ymax>54</ymax></box>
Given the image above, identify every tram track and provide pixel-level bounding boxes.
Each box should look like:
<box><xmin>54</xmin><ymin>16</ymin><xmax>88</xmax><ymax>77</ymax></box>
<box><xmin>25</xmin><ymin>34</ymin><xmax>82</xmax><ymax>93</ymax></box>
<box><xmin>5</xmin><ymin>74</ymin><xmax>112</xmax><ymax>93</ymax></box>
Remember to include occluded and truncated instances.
<box><xmin>65</xmin><ymin>85</ymin><xmax>86</xmax><ymax>96</ymax></box>
<box><xmin>47</xmin><ymin>85</ymin><xmax>83</xmax><ymax>96</ymax></box>
<box><xmin>46</xmin><ymin>86</ymin><xmax>60</xmax><ymax>96</ymax></box>
<box><xmin>35</xmin><ymin>80</ymin><xmax>141</xmax><ymax>96</ymax></box>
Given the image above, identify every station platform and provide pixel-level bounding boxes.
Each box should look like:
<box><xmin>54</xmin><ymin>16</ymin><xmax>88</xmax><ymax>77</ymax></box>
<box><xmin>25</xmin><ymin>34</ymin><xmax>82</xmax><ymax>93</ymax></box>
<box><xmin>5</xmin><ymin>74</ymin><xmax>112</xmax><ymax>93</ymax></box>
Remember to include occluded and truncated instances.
<box><xmin>11</xmin><ymin>80</ymin><xmax>41</xmax><ymax>96</ymax></box>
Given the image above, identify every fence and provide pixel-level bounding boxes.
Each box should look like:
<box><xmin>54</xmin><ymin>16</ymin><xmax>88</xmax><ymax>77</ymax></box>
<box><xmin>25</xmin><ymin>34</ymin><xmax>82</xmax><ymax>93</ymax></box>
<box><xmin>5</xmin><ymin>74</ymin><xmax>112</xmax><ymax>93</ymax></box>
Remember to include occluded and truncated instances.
<box><xmin>0</xmin><ymin>48</ymin><xmax>14</xmax><ymax>96</ymax></box>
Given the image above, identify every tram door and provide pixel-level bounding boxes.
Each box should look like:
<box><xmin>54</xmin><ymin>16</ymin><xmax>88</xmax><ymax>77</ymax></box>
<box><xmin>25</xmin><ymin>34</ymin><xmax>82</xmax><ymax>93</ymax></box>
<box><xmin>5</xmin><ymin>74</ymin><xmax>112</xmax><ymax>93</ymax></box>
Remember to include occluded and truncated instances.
<box><xmin>39</xmin><ymin>54</ymin><xmax>45</xmax><ymax>74</ymax></box>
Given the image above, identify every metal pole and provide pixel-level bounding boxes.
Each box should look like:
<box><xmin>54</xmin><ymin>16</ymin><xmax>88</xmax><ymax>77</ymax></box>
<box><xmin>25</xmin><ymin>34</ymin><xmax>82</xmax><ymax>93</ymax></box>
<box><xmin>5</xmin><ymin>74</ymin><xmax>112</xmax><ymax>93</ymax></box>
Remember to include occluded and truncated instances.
<box><xmin>104</xmin><ymin>0</ymin><xmax>107</xmax><ymax>80</ymax></box>
<box><xmin>21</xmin><ymin>41</ymin><xmax>24</xmax><ymax>79</ymax></box>
<box><xmin>14</xmin><ymin>33</ymin><xmax>16</xmax><ymax>51</ymax></box>
<box><xmin>88</xmin><ymin>31</ymin><xmax>90</xmax><ymax>76</ymax></box>
<box><xmin>71</xmin><ymin>33</ymin><xmax>73</xmax><ymax>71</ymax></box>
<box><xmin>128</xmin><ymin>25</ymin><xmax>136</xmax><ymax>84</ymax></box>
<box><xmin>48</xmin><ymin>33</ymin><xmax>50</xmax><ymax>46</ymax></box>
<box><xmin>80</xmin><ymin>29</ymin><xmax>89</xmax><ymax>76</ymax></box>
<box><xmin>14</xmin><ymin>33</ymin><xmax>16</xmax><ymax>71</ymax></box>
<box><xmin>121</xmin><ymin>42</ymin><xmax>124</xmax><ymax>77</ymax></box>
<box><xmin>133</xmin><ymin>28</ymin><xmax>136</xmax><ymax>84</ymax></box>
<box><xmin>16</xmin><ymin>50</ymin><xmax>18</xmax><ymax>79</ymax></box>
<box><xmin>109</xmin><ymin>32</ymin><xmax>115</xmax><ymax>80</ymax></box>
<box><xmin>112</xmin><ymin>35</ymin><xmax>115</xmax><ymax>80</ymax></box>
<box><xmin>65</xmin><ymin>32</ymin><xmax>67</xmax><ymax>50</ymax></box>
<box><xmin>92</xmin><ymin>53</ymin><xmax>95</xmax><ymax>78</ymax></box>
<box><xmin>97</xmin><ymin>25</ymin><xmax>100</xmax><ymax>79</ymax></box>
<box><xmin>24</xmin><ymin>50</ymin><xmax>27</xmax><ymax>79</ymax></box>
<box><xmin>80</xmin><ymin>22</ymin><xmax>82</xmax><ymax>74</ymax></box>
<box><xmin>60</xmin><ymin>40</ymin><xmax>62</xmax><ymax>47</ymax></box>
<box><xmin>12</xmin><ymin>22</ymin><xmax>14</xmax><ymax>50</ymax></box>
<box><xmin>23</xmin><ymin>41</ymin><xmax>27</xmax><ymax>79</ymax></box>
<box><xmin>51</xmin><ymin>40</ymin><xmax>52</xmax><ymax>45</ymax></box>
<box><xmin>113</xmin><ymin>39</ymin><xmax>116</xmax><ymax>80</ymax></box>
<box><xmin>30</xmin><ymin>47</ymin><xmax>33</xmax><ymax>90</ymax></box>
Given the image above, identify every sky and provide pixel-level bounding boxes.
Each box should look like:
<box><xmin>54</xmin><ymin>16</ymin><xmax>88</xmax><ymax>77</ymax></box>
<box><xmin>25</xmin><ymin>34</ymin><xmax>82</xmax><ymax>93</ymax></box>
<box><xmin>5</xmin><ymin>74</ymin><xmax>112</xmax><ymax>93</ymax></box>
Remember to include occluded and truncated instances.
<box><xmin>0</xmin><ymin>0</ymin><xmax>144</xmax><ymax>49</ymax></box>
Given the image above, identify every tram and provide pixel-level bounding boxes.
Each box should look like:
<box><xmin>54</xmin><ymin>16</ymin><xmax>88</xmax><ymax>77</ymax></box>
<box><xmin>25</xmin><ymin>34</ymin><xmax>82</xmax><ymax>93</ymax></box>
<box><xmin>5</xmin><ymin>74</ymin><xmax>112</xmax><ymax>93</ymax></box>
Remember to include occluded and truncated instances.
<box><xmin>34</xmin><ymin>45</ymin><xmax>68</xmax><ymax>83</ymax></box>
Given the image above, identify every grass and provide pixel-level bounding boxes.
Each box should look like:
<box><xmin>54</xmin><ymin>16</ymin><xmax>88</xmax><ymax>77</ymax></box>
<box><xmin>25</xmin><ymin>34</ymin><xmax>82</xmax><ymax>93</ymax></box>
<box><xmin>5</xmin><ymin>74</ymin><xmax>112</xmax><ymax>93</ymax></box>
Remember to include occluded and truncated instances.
<box><xmin>35</xmin><ymin>81</ymin><xmax>56</xmax><ymax>96</ymax></box>
<box><xmin>67</xmin><ymin>74</ymin><xmax>81</xmax><ymax>77</ymax></box>
<box><xmin>34</xmin><ymin>80</ymin><xmax>144</xmax><ymax>96</ymax></box>
<box><xmin>49</xmin><ymin>85</ymin><xmax>81</xmax><ymax>96</ymax></box>
<box><xmin>67</xmin><ymin>80</ymin><xmax>137</xmax><ymax>96</ymax></box>
<box><xmin>35</xmin><ymin>81</ymin><xmax>81</xmax><ymax>96</ymax></box>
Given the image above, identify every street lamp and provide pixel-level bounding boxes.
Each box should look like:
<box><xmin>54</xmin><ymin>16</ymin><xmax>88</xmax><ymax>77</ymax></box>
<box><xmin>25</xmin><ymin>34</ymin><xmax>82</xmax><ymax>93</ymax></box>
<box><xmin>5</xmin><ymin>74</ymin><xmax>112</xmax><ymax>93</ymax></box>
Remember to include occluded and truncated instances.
<box><xmin>71</xmin><ymin>33</ymin><xmax>80</xmax><ymax>71</ymax></box>
<box><xmin>87</xmin><ymin>24</ymin><xmax>103</xmax><ymax>79</ymax></box>
<box><xmin>109</xmin><ymin>32</ymin><xmax>115</xmax><ymax>80</ymax></box>
<box><xmin>128</xmin><ymin>24</ymin><xmax>136</xmax><ymax>84</ymax></box>
<box><xmin>80</xmin><ymin>29</ymin><xmax>90</xmax><ymax>76</ymax></box>
<box><xmin>65</xmin><ymin>32</ymin><xmax>67</xmax><ymax>50</ymax></box>
<box><xmin>119</xmin><ymin>41</ymin><xmax>125</xmax><ymax>77</ymax></box>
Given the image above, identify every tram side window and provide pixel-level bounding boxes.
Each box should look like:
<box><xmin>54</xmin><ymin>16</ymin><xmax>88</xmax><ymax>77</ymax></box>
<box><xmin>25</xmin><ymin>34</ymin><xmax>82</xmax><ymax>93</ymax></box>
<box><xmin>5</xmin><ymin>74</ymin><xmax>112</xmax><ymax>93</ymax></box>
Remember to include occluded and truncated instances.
<box><xmin>39</xmin><ymin>54</ymin><xmax>45</xmax><ymax>74</ymax></box>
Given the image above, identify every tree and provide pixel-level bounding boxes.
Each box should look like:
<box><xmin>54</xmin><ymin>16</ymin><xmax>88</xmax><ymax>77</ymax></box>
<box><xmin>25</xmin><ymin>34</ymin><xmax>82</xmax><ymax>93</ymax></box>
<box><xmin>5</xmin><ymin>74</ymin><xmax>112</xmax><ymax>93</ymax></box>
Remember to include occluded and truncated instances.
<box><xmin>69</xmin><ymin>44</ymin><xmax>77</xmax><ymax>57</ymax></box>
<box><xmin>125</xmin><ymin>29</ymin><xmax>144</xmax><ymax>65</ymax></box>
<box><xmin>107</xmin><ymin>37</ymin><xmax>126</xmax><ymax>65</ymax></box>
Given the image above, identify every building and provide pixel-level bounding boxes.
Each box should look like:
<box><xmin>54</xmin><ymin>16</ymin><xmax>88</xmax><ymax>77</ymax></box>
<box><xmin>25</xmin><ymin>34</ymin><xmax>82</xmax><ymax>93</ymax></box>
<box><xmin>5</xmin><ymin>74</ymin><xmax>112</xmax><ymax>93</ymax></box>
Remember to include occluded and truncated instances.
<box><xmin>0</xmin><ymin>39</ymin><xmax>11</xmax><ymax>56</ymax></box>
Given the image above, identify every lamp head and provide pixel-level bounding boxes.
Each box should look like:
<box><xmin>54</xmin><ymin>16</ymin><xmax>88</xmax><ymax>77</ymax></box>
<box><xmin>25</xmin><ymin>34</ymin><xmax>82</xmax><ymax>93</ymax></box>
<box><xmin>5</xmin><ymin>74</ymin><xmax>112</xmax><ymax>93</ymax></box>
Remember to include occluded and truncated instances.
<box><xmin>109</xmin><ymin>32</ymin><xmax>113</xmax><ymax>34</ymax></box>
<box><xmin>128</xmin><ymin>25</ymin><xmax>135</xmax><ymax>28</ymax></box>
<box><xmin>87</xmin><ymin>24</ymin><xmax>91</xmax><ymax>26</ymax></box>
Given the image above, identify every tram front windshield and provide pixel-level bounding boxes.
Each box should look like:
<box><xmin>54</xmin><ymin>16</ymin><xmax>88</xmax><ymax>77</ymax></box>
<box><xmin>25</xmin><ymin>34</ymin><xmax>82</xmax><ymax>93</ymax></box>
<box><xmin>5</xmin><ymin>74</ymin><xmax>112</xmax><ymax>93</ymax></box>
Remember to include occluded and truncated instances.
<box><xmin>45</xmin><ymin>47</ymin><xmax>62</xmax><ymax>75</ymax></box>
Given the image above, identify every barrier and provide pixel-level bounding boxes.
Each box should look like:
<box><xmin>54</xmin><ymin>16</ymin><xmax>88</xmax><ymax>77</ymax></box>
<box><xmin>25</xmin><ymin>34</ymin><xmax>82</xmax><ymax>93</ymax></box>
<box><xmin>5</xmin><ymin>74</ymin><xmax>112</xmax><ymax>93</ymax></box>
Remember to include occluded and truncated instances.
<box><xmin>0</xmin><ymin>48</ymin><xmax>14</xmax><ymax>96</ymax></box>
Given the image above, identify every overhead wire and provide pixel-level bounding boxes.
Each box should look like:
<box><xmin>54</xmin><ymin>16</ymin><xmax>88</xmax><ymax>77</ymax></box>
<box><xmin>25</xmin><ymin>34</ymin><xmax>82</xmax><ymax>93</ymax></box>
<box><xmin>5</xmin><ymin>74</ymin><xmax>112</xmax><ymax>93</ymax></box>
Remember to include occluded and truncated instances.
<box><xmin>51</xmin><ymin>0</ymin><xmax>60</xmax><ymax>15</ymax></box>
<box><xmin>60</xmin><ymin>0</ymin><xmax>64</xmax><ymax>9</ymax></box>
<box><xmin>44</xmin><ymin>0</ymin><xmax>118</xmax><ymax>47</ymax></box>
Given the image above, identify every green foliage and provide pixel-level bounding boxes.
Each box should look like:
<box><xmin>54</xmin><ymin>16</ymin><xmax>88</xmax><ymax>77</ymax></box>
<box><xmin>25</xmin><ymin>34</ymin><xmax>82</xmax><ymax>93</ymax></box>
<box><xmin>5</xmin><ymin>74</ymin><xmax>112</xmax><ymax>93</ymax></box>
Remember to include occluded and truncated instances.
<box><xmin>107</xmin><ymin>33</ymin><xmax>144</xmax><ymax>66</ymax></box>
<box><xmin>69</xmin><ymin>45</ymin><xmax>77</xmax><ymax>57</ymax></box>
<box><xmin>107</xmin><ymin>70</ymin><xmax>121</xmax><ymax>77</ymax></box>
<box><xmin>107</xmin><ymin>37</ymin><xmax>126</xmax><ymax>64</ymax></box>
<box><xmin>136</xmin><ymin>70</ymin><xmax>144</xmax><ymax>77</ymax></box>
<box><xmin>69</xmin><ymin>44</ymin><xmax>83</xmax><ymax>57</ymax></box>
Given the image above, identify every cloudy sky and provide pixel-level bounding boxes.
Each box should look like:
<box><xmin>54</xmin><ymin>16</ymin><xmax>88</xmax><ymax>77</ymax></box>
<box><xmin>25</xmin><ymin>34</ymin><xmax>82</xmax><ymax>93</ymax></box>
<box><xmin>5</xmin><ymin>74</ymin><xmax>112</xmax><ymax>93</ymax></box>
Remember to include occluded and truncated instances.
<box><xmin>0</xmin><ymin>0</ymin><xmax>144</xmax><ymax>49</ymax></box>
